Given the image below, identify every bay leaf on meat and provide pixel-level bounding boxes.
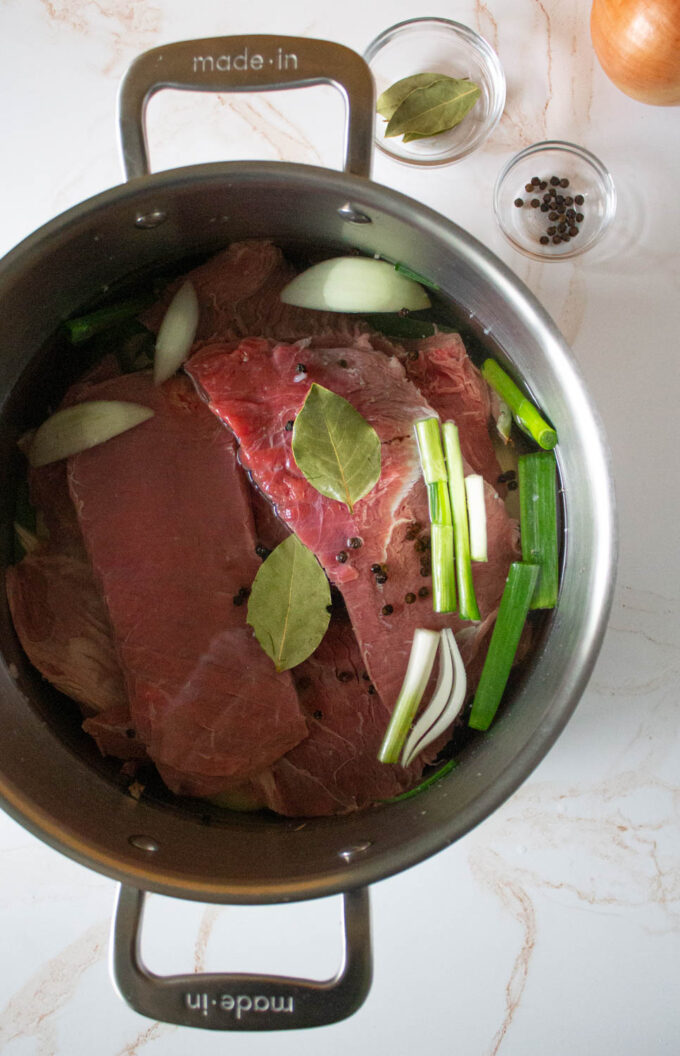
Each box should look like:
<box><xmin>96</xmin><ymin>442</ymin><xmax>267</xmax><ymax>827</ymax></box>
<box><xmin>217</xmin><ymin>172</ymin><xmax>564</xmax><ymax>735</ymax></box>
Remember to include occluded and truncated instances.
<box><xmin>292</xmin><ymin>383</ymin><xmax>381</xmax><ymax>513</ymax></box>
<box><xmin>385</xmin><ymin>78</ymin><xmax>481</xmax><ymax>139</ymax></box>
<box><xmin>247</xmin><ymin>534</ymin><xmax>331</xmax><ymax>672</ymax></box>
<box><xmin>376</xmin><ymin>72</ymin><xmax>443</xmax><ymax>119</ymax></box>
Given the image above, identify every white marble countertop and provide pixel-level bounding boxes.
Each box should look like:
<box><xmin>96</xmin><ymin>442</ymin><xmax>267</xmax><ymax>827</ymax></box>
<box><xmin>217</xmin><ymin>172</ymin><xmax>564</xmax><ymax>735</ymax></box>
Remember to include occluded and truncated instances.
<box><xmin>1</xmin><ymin>1</ymin><xmax>678</xmax><ymax>1053</ymax></box>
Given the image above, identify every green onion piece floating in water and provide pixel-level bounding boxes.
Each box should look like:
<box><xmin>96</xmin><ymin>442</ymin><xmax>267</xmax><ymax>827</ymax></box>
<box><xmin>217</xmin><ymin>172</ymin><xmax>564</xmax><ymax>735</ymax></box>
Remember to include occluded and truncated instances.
<box><xmin>378</xmin><ymin>628</ymin><xmax>440</xmax><ymax>764</ymax></box>
<box><xmin>63</xmin><ymin>295</ymin><xmax>153</xmax><ymax>345</ymax></box>
<box><xmin>481</xmin><ymin>359</ymin><xmax>557</xmax><ymax>450</ymax></box>
<box><xmin>442</xmin><ymin>422</ymin><xmax>480</xmax><ymax>622</ymax></box>
<box><xmin>465</xmin><ymin>474</ymin><xmax>488</xmax><ymax>562</ymax></box>
<box><xmin>518</xmin><ymin>450</ymin><xmax>559</xmax><ymax>609</ymax></box>
<box><xmin>401</xmin><ymin>628</ymin><xmax>468</xmax><ymax>768</ymax></box>
<box><xmin>468</xmin><ymin>562</ymin><xmax>539</xmax><ymax>731</ymax></box>
<box><xmin>27</xmin><ymin>401</ymin><xmax>154</xmax><ymax>468</ymax></box>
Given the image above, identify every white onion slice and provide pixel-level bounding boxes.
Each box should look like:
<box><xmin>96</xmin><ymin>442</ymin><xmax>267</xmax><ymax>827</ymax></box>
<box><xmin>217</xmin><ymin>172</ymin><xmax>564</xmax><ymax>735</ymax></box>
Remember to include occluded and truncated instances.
<box><xmin>465</xmin><ymin>474</ymin><xmax>488</xmax><ymax>562</ymax></box>
<box><xmin>27</xmin><ymin>401</ymin><xmax>154</xmax><ymax>467</ymax></box>
<box><xmin>401</xmin><ymin>628</ymin><xmax>468</xmax><ymax>768</ymax></box>
<box><xmin>154</xmin><ymin>279</ymin><xmax>199</xmax><ymax>385</ymax></box>
<box><xmin>279</xmin><ymin>257</ymin><xmax>431</xmax><ymax>313</ymax></box>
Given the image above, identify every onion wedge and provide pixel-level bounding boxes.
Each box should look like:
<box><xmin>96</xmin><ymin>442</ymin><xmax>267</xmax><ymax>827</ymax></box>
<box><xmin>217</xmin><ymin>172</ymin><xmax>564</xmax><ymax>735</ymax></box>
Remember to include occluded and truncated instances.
<box><xmin>377</xmin><ymin>628</ymin><xmax>439</xmax><ymax>764</ymax></box>
<box><xmin>280</xmin><ymin>257</ymin><xmax>431</xmax><ymax>313</ymax></box>
<box><xmin>154</xmin><ymin>279</ymin><xmax>199</xmax><ymax>385</ymax></box>
<box><xmin>27</xmin><ymin>401</ymin><xmax>154</xmax><ymax>467</ymax></box>
<box><xmin>401</xmin><ymin>629</ymin><xmax>467</xmax><ymax>768</ymax></box>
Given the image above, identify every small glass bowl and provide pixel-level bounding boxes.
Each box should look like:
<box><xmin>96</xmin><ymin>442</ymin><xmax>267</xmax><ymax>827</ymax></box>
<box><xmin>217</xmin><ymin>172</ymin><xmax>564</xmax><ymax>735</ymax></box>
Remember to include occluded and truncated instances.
<box><xmin>494</xmin><ymin>141</ymin><xmax>616</xmax><ymax>260</ymax></box>
<box><xmin>364</xmin><ymin>17</ymin><xmax>506</xmax><ymax>167</ymax></box>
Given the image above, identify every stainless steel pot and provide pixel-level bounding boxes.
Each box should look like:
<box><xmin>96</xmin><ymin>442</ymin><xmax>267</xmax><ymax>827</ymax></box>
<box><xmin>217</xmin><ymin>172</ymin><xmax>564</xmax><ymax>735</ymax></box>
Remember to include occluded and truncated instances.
<box><xmin>0</xmin><ymin>36</ymin><xmax>616</xmax><ymax>1030</ymax></box>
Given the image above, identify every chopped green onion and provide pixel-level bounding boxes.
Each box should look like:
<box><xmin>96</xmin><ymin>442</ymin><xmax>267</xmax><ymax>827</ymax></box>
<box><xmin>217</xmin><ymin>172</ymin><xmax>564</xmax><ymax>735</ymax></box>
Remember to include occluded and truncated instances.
<box><xmin>393</xmin><ymin>261</ymin><xmax>440</xmax><ymax>291</ymax></box>
<box><xmin>378</xmin><ymin>628</ymin><xmax>440</xmax><ymax>764</ymax></box>
<box><xmin>402</xmin><ymin>628</ymin><xmax>468</xmax><ymax>767</ymax></box>
<box><xmin>415</xmin><ymin>418</ymin><xmax>456</xmax><ymax>613</ymax></box>
<box><xmin>415</xmin><ymin>418</ymin><xmax>447</xmax><ymax>484</ymax></box>
<box><xmin>280</xmin><ymin>257</ymin><xmax>431</xmax><ymax>313</ymax></box>
<box><xmin>27</xmin><ymin>401</ymin><xmax>154</xmax><ymax>468</ymax></box>
<box><xmin>481</xmin><ymin>359</ymin><xmax>557</xmax><ymax>450</ymax></box>
<box><xmin>381</xmin><ymin>757</ymin><xmax>457</xmax><ymax>802</ymax></box>
<box><xmin>154</xmin><ymin>280</ymin><xmax>199</xmax><ymax>385</ymax></box>
<box><xmin>465</xmin><ymin>474</ymin><xmax>488</xmax><ymax>562</ymax></box>
<box><xmin>442</xmin><ymin>422</ymin><xmax>480</xmax><ymax>622</ymax></box>
<box><xmin>63</xmin><ymin>295</ymin><xmax>153</xmax><ymax>344</ymax></box>
<box><xmin>518</xmin><ymin>450</ymin><xmax>559</xmax><ymax>609</ymax></box>
<box><xmin>430</xmin><ymin>524</ymin><xmax>456</xmax><ymax>613</ymax></box>
<box><xmin>468</xmin><ymin>562</ymin><xmax>539</xmax><ymax>731</ymax></box>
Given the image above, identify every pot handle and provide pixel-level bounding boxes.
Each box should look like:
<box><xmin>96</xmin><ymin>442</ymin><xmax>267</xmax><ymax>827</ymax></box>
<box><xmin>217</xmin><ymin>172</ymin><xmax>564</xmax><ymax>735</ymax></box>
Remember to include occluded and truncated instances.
<box><xmin>118</xmin><ymin>35</ymin><xmax>374</xmax><ymax>182</ymax></box>
<box><xmin>110</xmin><ymin>883</ymin><xmax>372</xmax><ymax>1030</ymax></box>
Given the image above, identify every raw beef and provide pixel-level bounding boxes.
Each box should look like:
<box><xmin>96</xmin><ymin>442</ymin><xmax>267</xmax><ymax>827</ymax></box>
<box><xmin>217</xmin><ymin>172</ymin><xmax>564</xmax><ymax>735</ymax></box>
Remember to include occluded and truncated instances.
<box><xmin>68</xmin><ymin>371</ymin><xmax>308</xmax><ymax>787</ymax></box>
<box><xmin>187</xmin><ymin>334</ymin><xmax>520</xmax><ymax>714</ymax></box>
<box><xmin>142</xmin><ymin>240</ymin><xmax>366</xmax><ymax>344</ymax></box>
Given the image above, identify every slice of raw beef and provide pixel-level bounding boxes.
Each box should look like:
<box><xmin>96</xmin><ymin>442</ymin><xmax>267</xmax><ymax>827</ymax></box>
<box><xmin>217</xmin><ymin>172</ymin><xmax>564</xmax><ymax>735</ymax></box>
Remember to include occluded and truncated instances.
<box><xmin>187</xmin><ymin>334</ymin><xmax>520</xmax><ymax>716</ymax></box>
<box><xmin>142</xmin><ymin>240</ymin><xmax>367</xmax><ymax>344</ymax></box>
<box><xmin>68</xmin><ymin>371</ymin><xmax>308</xmax><ymax>786</ymax></box>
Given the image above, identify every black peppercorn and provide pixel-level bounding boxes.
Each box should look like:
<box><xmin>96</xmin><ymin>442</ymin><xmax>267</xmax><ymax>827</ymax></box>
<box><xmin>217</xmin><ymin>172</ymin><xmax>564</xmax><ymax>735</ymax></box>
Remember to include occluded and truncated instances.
<box><xmin>540</xmin><ymin>236</ymin><xmax>550</xmax><ymax>245</ymax></box>
<box><xmin>560</xmin><ymin>177</ymin><xmax>569</xmax><ymax>188</ymax></box>
<box><xmin>569</xmin><ymin>225</ymin><xmax>578</xmax><ymax>236</ymax></box>
<box><xmin>419</xmin><ymin>567</ymin><xmax>430</xmax><ymax>577</ymax></box>
<box><xmin>255</xmin><ymin>544</ymin><xmax>271</xmax><ymax>558</ymax></box>
<box><xmin>507</xmin><ymin>479</ymin><xmax>519</xmax><ymax>491</ymax></box>
<box><xmin>296</xmin><ymin>363</ymin><xmax>307</xmax><ymax>373</ymax></box>
<box><xmin>337</xmin><ymin>670</ymin><xmax>353</xmax><ymax>682</ymax></box>
<box><xmin>338</xmin><ymin>358</ymin><xmax>348</xmax><ymax>368</ymax></box>
<box><xmin>575</xmin><ymin>194</ymin><xmax>584</xmax><ymax>205</ymax></box>
<box><xmin>405</xmin><ymin>592</ymin><xmax>416</xmax><ymax>604</ymax></box>
<box><xmin>233</xmin><ymin>594</ymin><xmax>245</xmax><ymax>606</ymax></box>
<box><xmin>375</xmin><ymin>572</ymin><xmax>387</xmax><ymax>584</ymax></box>
<box><xmin>530</xmin><ymin>198</ymin><xmax>540</xmax><ymax>208</ymax></box>
<box><xmin>381</xmin><ymin>604</ymin><xmax>393</xmax><ymax>616</ymax></box>
<box><xmin>540</xmin><ymin>203</ymin><xmax>550</xmax><ymax>212</ymax></box>
<box><xmin>284</xmin><ymin>419</ymin><xmax>294</xmax><ymax>431</ymax></box>
<box><xmin>368</xmin><ymin>684</ymin><xmax>376</xmax><ymax>695</ymax></box>
<box><xmin>524</xmin><ymin>183</ymin><xmax>533</xmax><ymax>193</ymax></box>
<box><xmin>414</xmin><ymin>538</ymin><xmax>427</xmax><ymax>553</ymax></box>
<box><xmin>552</xmin><ymin>235</ymin><xmax>562</xmax><ymax>244</ymax></box>
<box><xmin>550</xmin><ymin>175</ymin><xmax>560</xmax><ymax>186</ymax></box>
<box><xmin>313</xmin><ymin>710</ymin><xmax>323</xmax><ymax>720</ymax></box>
<box><xmin>549</xmin><ymin>211</ymin><xmax>558</xmax><ymax>220</ymax></box>
<box><xmin>336</xmin><ymin>551</ymin><xmax>348</xmax><ymax>563</ymax></box>
<box><xmin>418</xmin><ymin>586</ymin><xmax>429</xmax><ymax>598</ymax></box>
<box><xmin>370</xmin><ymin>563</ymin><xmax>381</xmax><ymax>574</ymax></box>
<box><xmin>575</xmin><ymin>212</ymin><xmax>584</xmax><ymax>222</ymax></box>
<box><xmin>514</xmin><ymin>198</ymin><xmax>524</xmax><ymax>208</ymax></box>
<box><xmin>347</xmin><ymin>536</ymin><xmax>362</xmax><ymax>549</ymax></box>
<box><xmin>531</xmin><ymin>176</ymin><xmax>541</xmax><ymax>185</ymax></box>
<box><xmin>407</xmin><ymin>349</ymin><xmax>419</xmax><ymax>361</ymax></box>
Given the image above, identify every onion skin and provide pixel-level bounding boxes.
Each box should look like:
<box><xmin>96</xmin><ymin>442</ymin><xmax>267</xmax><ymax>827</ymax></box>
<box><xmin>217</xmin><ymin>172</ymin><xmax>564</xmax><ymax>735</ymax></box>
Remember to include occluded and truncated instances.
<box><xmin>590</xmin><ymin>0</ymin><xmax>680</xmax><ymax>106</ymax></box>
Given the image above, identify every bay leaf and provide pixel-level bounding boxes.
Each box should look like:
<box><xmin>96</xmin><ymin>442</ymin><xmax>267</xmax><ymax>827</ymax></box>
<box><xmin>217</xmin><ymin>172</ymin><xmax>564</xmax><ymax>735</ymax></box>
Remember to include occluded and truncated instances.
<box><xmin>247</xmin><ymin>534</ymin><xmax>331</xmax><ymax>672</ymax></box>
<box><xmin>385</xmin><ymin>78</ymin><xmax>481</xmax><ymax>139</ymax></box>
<box><xmin>376</xmin><ymin>72</ymin><xmax>442</xmax><ymax>120</ymax></box>
<box><xmin>292</xmin><ymin>383</ymin><xmax>381</xmax><ymax>513</ymax></box>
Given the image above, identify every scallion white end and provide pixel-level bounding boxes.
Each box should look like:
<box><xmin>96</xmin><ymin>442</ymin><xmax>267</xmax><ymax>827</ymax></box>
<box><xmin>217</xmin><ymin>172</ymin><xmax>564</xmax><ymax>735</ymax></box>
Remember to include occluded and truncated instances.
<box><xmin>377</xmin><ymin>628</ymin><xmax>440</xmax><ymax>765</ymax></box>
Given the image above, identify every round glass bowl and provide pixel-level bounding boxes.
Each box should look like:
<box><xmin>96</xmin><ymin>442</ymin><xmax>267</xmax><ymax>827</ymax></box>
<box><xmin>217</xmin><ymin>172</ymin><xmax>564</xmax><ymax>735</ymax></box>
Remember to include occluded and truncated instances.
<box><xmin>494</xmin><ymin>141</ymin><xmax>616</xmax><ymax>260</ymax></box>
<box><xmin>364</xmin><ymin>17</ymin><xmax>506</xmax><ymax>167</ymax></box>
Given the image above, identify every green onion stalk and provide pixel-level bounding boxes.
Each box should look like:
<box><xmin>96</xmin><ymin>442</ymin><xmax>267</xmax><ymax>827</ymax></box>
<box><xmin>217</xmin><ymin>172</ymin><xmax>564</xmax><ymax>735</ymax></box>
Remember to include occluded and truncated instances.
<box><xmin>415</xmin><ymin>418</ymin><xmax>456</xmax><ymax>613</ymax></box>
<box><xmin>442</xmin><ymin>422</ymin><xmax>481</xmax><ymax>622</ymax></box>
<box><xmin>481</xmin><ymin>358</ymin><xmax>557</xmax><ymax>450</ymax></box>
<box><xmin>518</xmin><ymin>450</ymin><xmax>559</xmax><ymax>609</ymax></box>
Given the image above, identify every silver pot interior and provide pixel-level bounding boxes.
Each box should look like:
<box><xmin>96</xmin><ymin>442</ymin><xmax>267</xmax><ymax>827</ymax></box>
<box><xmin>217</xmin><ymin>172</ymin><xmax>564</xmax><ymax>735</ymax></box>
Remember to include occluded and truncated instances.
<box><xmin>0</xmin><ymin>162</ymin><xmax>616</xmax><ymax>903</ymax></box>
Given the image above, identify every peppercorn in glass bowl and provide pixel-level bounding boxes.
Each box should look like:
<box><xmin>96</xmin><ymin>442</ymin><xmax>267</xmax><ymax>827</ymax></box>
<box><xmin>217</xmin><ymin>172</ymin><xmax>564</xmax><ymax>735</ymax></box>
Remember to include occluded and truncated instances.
<box><xmin>493</xmin><ymin>141</ymin><xmax>617</xmax><ymax>260</ymax></box>
<box><xmin>364</xmin><ymin>17</ymin><xmax>506</xmax><ymax>167</ymax></box>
